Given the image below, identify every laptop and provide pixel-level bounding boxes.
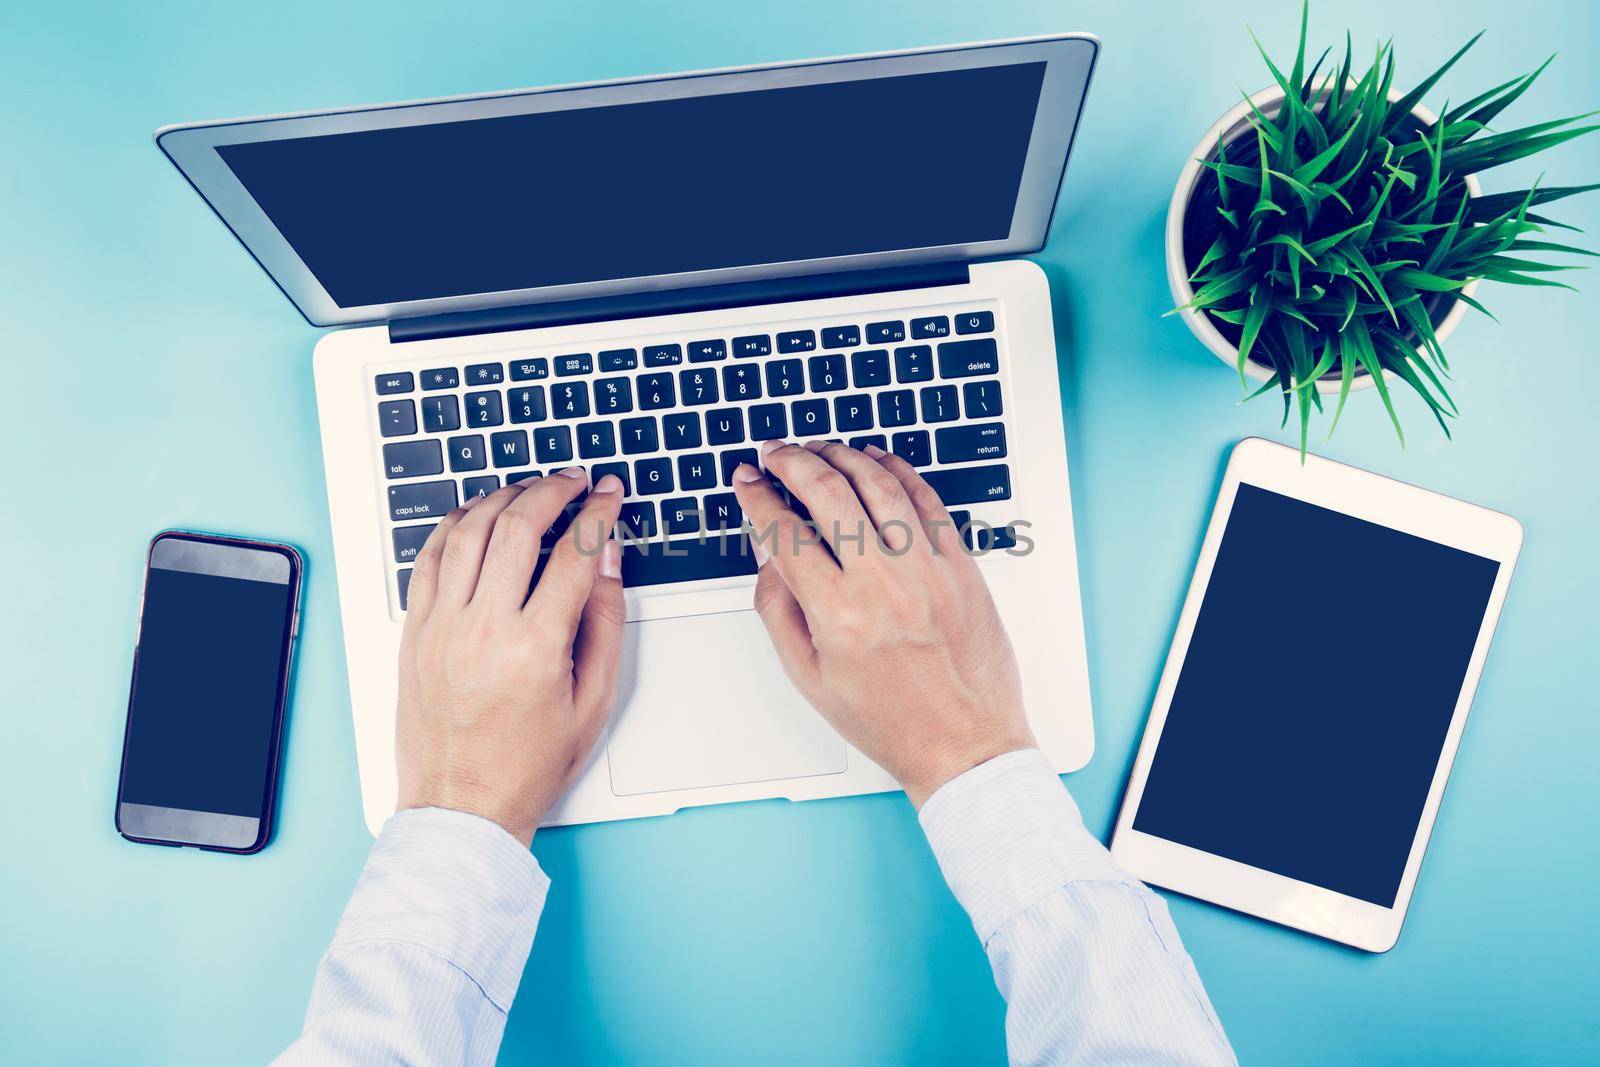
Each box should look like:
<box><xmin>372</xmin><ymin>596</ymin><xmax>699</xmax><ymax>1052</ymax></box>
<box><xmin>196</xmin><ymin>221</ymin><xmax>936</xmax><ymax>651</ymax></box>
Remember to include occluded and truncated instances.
<box><xmin>157</xmin><ymin>35</ymin><xmax>1100</xmax><ymax>833</ymax></box>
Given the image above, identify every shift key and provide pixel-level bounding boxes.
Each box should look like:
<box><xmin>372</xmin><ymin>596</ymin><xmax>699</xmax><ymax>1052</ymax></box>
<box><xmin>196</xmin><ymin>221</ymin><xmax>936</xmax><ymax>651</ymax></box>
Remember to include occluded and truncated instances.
<box><xmin>922</xmin><ymin>464</ymin><xmax>1011</xmax><ymax>505</ymax></box>
<box><xmin>389</xmin><ymin>479</ymin><xmax>458</xmax><ymax>521</ymax></box>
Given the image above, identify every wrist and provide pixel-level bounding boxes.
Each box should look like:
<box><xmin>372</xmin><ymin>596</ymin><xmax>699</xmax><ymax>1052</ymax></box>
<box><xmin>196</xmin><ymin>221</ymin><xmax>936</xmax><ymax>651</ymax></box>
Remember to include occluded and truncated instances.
<box><xmin>900</xmin><ymin>727</ymin><xmax>1038</xmax><ymax>810</ymax></box>
<box><xmin>397</xmin><ymin>786</ymin><xmax>546</xmax><ymax>848</ymax></box>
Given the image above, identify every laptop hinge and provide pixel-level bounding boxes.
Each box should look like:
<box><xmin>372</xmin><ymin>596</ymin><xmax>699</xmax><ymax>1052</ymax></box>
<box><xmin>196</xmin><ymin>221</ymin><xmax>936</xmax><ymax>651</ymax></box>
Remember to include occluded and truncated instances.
<box><xmin>387</xmin><ymin>262</ymin><xmax>972</xmax><ymax>344</ymax></box>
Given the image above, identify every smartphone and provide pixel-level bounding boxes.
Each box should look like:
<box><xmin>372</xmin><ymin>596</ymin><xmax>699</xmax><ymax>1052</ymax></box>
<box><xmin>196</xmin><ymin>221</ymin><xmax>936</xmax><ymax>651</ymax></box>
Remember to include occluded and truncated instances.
<box><xmin>116</xmin><ymin>531</ymin><xmax>302</xmax><ymax>853</ymax></box>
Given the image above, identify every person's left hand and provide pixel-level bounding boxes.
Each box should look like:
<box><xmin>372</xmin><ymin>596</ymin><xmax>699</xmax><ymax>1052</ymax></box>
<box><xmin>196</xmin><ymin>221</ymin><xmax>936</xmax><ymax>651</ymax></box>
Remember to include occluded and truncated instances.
<box><xmin>393</xmin><ymin>469</ymin><xmax>626</xmax><ymax>845</ymax></box>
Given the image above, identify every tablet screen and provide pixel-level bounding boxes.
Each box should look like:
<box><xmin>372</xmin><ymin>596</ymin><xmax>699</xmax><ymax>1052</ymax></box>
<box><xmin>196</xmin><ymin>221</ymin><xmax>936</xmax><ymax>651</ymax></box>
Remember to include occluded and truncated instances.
<box><xmin>1132</xmin><ymin>483</ymin><xmax>1501</xmax><ymax>907</ymax></box>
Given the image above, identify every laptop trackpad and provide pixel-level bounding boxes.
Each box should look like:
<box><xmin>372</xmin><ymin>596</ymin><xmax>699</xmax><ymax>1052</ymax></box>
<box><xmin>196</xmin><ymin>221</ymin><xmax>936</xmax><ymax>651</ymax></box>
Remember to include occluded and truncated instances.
<box><xmin>606</xmin><ymin>609</ymin><xmax>848</xmax><ymax>796</ymax></box>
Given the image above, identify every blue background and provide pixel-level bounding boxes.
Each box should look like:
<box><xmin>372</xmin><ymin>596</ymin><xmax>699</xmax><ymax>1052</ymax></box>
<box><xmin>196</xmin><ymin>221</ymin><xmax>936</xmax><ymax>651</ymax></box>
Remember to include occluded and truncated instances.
<box><xmin>3</xmin><ymin>1</ymin><xmax>1596</xmax><ymax>1062</ymax></box>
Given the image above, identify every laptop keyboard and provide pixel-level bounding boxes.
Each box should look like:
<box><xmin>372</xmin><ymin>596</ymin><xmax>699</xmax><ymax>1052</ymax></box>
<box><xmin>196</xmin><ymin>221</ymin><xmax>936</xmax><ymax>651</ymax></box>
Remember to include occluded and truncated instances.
<box><xmin>375</xmin><ymin>304</ymin><xmax>1013</xmax><ymax>611</ymax></box>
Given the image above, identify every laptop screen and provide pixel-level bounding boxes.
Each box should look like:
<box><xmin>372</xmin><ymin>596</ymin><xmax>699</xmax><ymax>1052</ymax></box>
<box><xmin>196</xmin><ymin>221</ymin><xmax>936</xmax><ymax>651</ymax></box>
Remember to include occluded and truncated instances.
<box><xmin>216</xmin><ymin>62</ymin><xmax>1047</xmax><ymax>309</ymax></box>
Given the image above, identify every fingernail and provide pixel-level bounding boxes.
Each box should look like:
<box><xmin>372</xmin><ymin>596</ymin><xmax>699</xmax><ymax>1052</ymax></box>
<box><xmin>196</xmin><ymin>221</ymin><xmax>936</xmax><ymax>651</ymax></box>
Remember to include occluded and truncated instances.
<box><xmin>863</xmin><ymin>444</ymin><xmax>887</xmax><ymax>459</ymax></box>
<box><xmin>594</xmin><ymin>473</ymin><xmax>623</xmax><ymax>495</ymax></box>
<box><xmin>461</xmin><ymin>494</ymin><xmax>485</xmax><ymax>508</ymax></box>
<box><xmin>731</xmin><ymin>463</ymin><xmax>763</xmax><ymax>484</ymax></box>
<box><xmin>761</xmin><ymin>439</ymin><xmax>785</xmax><ymax>456</ymax></box>
<box><xmin>558</xmin><ymin>466</ymin><xmax>588</xmax><ymax>481</ymax></box>
<box><xmin>600</xmin><ymin>539</ymin><xmax>622</xmax><ymax>579</ymax></box>
<box><xmin>751</xmin><ymin>536</ymin><xmax>770</xmax><ymax>567</ymax></box>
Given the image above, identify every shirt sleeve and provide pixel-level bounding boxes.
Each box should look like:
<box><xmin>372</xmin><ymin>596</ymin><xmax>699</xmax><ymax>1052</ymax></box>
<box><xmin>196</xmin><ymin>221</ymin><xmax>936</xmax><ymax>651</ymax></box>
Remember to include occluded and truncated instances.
<box><xmin>919</xmin><ymin>749</ymin><xmax>1236</xmax><ymax>1066</ymax></box>
<box><xmin>274</xmin><ymin>807</ymin><xmax>548</xmax><ymax>1067</ymax></box>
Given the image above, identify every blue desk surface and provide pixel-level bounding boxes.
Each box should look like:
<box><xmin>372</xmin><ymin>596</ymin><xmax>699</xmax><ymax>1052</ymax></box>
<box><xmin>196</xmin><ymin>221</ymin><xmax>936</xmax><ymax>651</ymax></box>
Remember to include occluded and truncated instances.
<box><xmin>5</xmin><ymin>1</ymin><xmax>1597</xmax><ymax>1062</ymax></box>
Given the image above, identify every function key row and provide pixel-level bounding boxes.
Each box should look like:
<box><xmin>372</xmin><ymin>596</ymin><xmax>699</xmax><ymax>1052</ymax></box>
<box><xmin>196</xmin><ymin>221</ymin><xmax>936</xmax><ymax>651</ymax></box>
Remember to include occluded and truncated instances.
<box><xmin>374</xmin><ymin>312</ymin><xmax>995</xmax><ymax>393</ymax></box>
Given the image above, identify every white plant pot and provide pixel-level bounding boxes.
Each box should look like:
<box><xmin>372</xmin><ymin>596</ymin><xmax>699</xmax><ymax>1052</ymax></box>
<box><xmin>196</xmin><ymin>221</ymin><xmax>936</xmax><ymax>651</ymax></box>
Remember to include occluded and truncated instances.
<box><xmin>1165</xmin><ymin>85</ymin><xmax>1481</xmax><ymax>394</ymax></box>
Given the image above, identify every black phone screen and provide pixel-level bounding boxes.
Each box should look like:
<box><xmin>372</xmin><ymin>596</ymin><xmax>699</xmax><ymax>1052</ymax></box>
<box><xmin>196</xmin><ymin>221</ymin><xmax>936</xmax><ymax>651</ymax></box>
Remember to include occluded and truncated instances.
<box><xmin>118</xmin><ymin>535</ymin><xmax>297</xmax><ymax>851</ymax></box>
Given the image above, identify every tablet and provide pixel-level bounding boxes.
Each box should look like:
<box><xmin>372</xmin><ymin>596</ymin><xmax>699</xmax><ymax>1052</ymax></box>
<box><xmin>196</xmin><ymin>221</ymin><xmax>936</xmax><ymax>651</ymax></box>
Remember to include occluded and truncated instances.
<box><xmin>1110</xmin><ymin>438</ymin><xmax>1522</xmax><ymax>951</ymax></box>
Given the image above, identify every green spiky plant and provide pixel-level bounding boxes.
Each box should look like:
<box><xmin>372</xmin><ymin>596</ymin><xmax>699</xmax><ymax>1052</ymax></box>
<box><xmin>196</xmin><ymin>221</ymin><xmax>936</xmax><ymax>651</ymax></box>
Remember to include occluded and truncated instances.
<box><xmin>1175</xmin><ymin>2</ymin><xmax>1598</xmax><ymax>454</ymax></box>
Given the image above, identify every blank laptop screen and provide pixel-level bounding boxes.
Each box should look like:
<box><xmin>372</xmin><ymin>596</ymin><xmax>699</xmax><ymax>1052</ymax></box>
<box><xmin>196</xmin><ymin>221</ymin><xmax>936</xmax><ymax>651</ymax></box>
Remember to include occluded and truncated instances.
<box><xmin>217</xmin><ymin>63</ymin><xmax>1047</xmax><ymax>308</ymax></box>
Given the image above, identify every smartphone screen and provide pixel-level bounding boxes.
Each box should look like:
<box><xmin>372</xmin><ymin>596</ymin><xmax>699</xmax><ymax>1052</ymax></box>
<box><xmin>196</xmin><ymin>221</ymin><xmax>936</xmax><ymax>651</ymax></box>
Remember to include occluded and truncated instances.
<box><xmin>117</xmin><ymin>533</ymin><xmax>300</xmax><ymax>852</ymax></box>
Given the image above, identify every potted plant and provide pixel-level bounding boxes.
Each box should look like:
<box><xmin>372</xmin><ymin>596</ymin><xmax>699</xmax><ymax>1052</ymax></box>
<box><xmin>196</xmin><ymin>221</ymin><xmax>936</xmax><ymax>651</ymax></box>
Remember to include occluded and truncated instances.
<box><xmin>1167</xmin><ymin>3</ymin><xmax>1598</xmax><ymax>453</ymax></box>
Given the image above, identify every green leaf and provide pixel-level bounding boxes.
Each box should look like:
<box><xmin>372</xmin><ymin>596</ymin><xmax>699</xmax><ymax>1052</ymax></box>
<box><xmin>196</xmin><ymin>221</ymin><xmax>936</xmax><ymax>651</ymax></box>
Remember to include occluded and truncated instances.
<box><xmin>1347</xmin><ymin>317</ymin><xmax>1405</xmax><ymax>445</ymax></box>
<box><xmin>1189</xmin><ymin>233</ymin><xmax>1234</xmax><ymax>279</ymax></box>
<box><xmin>1383</xmin><ymin>30</ymin><xmax>1483</xmax><ymax>136</ymax></box>
<box><xmin>1236</xmin><ymin>296</ymin><xmax>1271</xmax><ymax>383</ymax></box>
<box><xmin>1390</xmin><ymin>267</ymin><xmax>1469</xmax><ymax>292</ymax></box>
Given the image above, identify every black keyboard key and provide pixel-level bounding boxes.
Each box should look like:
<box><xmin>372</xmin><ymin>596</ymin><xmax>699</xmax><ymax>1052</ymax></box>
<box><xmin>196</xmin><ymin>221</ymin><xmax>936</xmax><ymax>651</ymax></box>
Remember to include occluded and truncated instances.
<box><xmin>554</xmin><ymin>353</ymin><xmax>593</xmax><ymax>376</ymax></box>
<box><xmin>542</xmin><ymin>505</ymin><xmax>577</xmax><ymax>549</ymax></box>
<box><xmin>679</xmin><ymin>368</ymin><xmax>719</xmax><ymax>406</ymax></box>
<box><xmin>765</xmin><ymin>358</ymin><xmax>804</xmax><ymax>397</ymax></box>
<box><xmin>577</xmin><ymin>421</ymin><xmax>617</xmax><ymax>459</ymax></box>
<box><xmin>894</xmin><ymin>345</ymin><xmax>934</xmax><ymax>383</ymax></box>
<box><xmin>891</xmin><ymin>430</ymin><xmax>931</xmax><ymax>467</ymax></box>
<box><xmin>719</xmin><ymin>447</ymin><xmax>759</xmax><ymax>486</ymax></box>
<box><xmin>935</xmin><ymin>422</ymin><xmax>1007</xmax><ymax>463</ymax></box>
<box><xmin>634</xmin><ymin>457</ymin><xmax>674</xmax><ymax>495</ymax></box>
<box><xmin>923</xmin><ymin>463</ymin><xmax>1012</xmax><ymax>505</ymax></box>
<box><xmin>866</xmin><ymin>320</ymin><xmax>906</xmax><ymax>344</ymax></box>
<box><xmin>808</xmin><ymin>354</ymin><xmax>846</xmax><ymax>392</ymax></box>
<box><xmin>920</xmin><ymin>385</ymin><xmax>959</xmax><ymax>424</ymax></box>
<box><xmin>551</xmin><ymin>382</ymin><xmax>590</xmax><ymax>420</ymax></box>
<box><xmin>594</xmin><ymin>377</ymin><xmax>633</xmax><ymax>414</ymax></box>
<box><xmin>620</xmin><ymin>532</ymin><xmax>758</xmax><ymax>586</ymax></box>
<box><xmin>851</xmin><ymin>349</ymin><xmax>890</xmax><ymax>388</ymax></box>
<box><xmin>383</xmin><ymin>439</ymin><xmax>443</xmax><ymax>479</ymax></box>
<box><xmin>618</xmin><ymin>501</ymin><xmax>658</xmax><ymax>539</ymax></box>
<box><xmin>955</xmin><ymin>310</ymin><xmax>995</xmax><ymax>335</ymax></box>
<box><xmin>938</xmin><ymin>337</ymin><xmax>999</xmax><ymax>378</ymax></box>
<box><xmin>463</xmin><ymin>475</ymin><xmax>500</xmax><ymax>499</ymax></box>
<box><xmin>663</xmin><ymin>412</ymin><xmax>702</xmax><ymax>450</ymax></box>
<box><xmin>963</xmin><ymin>380</ymin><xmax>1004</xmax><ymax>418</ymax></box>
<box><xmin>848</xmin><ymin>434</ymin><xmax>888</xmax><ymax>452</ymax></box>
<box><xmin>466</xmin><ymin>362</ymin><xmax>504</xmax><ymax>385</ymax></box>
<box><xmin>421</xmin><ymin>395</ymin><xmax>461</xmax><ymax>433</ymax></box>
<box><xmin>733</xmin><ymin>334</ymin><xmax>772</xmax><ymax>358</ymax></box>
<box><xmin>643</xmin><ymin>344</ymin><xmax>683</xmax><ymax>367</ymax></box>
<box><xmin>507</xmin><ymin>387</ymin><xmax>547</xmax><ymax>424</ymax></box>
<box><xmin>706</xmin><ymin>408</ymin><xmax>745</xmax><ymax>445</ymax></box>
<box><xmin>688</xmin><ymin>339</ymin><xmax>727</xmax><ymax>362</ymax></box>
<box><xmin>833</xmin><ymin>395</ymin><xmax>874</xmax><ymax>433</ymax></box>
<box><xmin>389</xmin><ymin>479</ymin><xmax>457</xmax><ymax>521</ymax></box>
<box><xmin>876</xmin><ymin>389</ymin><xmax>915</xmax><ymax>428</ymax></box>
<box><xmin>490</xmin><ymin>430</ymin><xmax>530</xmax><ymax>468</ymax></box>
<box><xmin>378</xmin><ymin>400</ymin><xmax>417</xmax><ymax>438</ymax></box>
<box><xmin>376</xmin><ymin>371</ymin><xmax>414</xmax><ymax>395</ymax></box>
<box><xmin>662</xmin><ymin>497</ymin><xmax>701</xmax><ymax>535</ymax></box>
<box><xmin>749</xmin><ymin>403</ymin><xmax>787</xmax><ymax>441</ymax></box>
<box><xmin>591</xmin><ymin>461</ymin><xmax>631</xmax><ymax>496</ymax></box>
<box><xmin>791</xmin><ymin>398</ymin><xmax>829</xmax><ymax>437</ymax></box>
<box><xmin>777</xmin><ymin>330</ymin><xmax>816</xmax><ymax>353</ymax></box>
<box><xmin>703</xmin><ymin>492</ymin><xmax>744</xmax><ymax>531</ymax></box>
<box><xmin>619</xmin><ymin>416</ymin><xmax>659</xmax><ymax>454</ymax></box>
<box><xmin>964</xmin><ymin>521</ymin><xmax>1018</xmax><ymax>552</ymax></box>
<box><xmin>510</xmin><ymin>358</ymin><xmax>549</xmax><ymax>381</ymax></box>
<box><xmin>722</xmin><ymin>364</ymin><xmax>762</xmax><ymax>401</ymax></box>
<box><xmin>392</xmin><ymin>523</ymin><xmax>436</xmax><ymax>563</ymax></box>
<box><xmin>599</xmin><ymin>348</ymin><xmax>637</xmax><ymax>372</ymax></box>
<box><xmin>397</xmin><ymin>568</ymin><xmax>413</xmax><ymax>609</ymax></box>
<box><xmin>465</xmin><ymin>391</ymin><xmax>503</xmax><ymax>427</ymax></box>
<box><xmin>447</xmin><ymin>434</ymin><xmax>487</xmax><ymax>472</ymax></box>
<box><xmin>910</xmin><ymin>315</ymin><xmax>950</xmax><ymax>339</ymax></box>
<box><xmin>678</xmin><ymin>452</ymin><xmax>717</xmax><ymax>490</ymax></box>
<box><xmin>637</xmin><ymin>372</ymin><xmax>676</xmax><ymax>410</ymax></box>
<box><xmin>821</xmin><ymin>325</ymin><xmax>860</xmax><ymax>349</ymax></box>
<box><xmin>422</xmin><ymin>367</ymin><xmax>459</xmax><ymax>390</ymax></box>
<box><xmin>533</xmin><ymin>426</ymin><xmax>574</xmax><ymax>464</ymax></box>
<box><xmin>508</xmin><ymin>470</ymin><xmax>542</xmax><ymax>485</ymax></box>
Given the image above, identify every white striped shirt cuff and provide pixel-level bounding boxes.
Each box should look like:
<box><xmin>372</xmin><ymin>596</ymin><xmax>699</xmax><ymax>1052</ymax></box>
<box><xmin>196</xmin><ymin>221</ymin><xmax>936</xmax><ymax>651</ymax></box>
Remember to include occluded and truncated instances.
<box><xmin>331</xmin><ymin>807</ymin><xmax>548</xmax><ymax>1013</ymax></box>
<box><xmin>919</xmin><ymin>748</ymin><xmax>1132</xmax><ymax>944</ymax></box>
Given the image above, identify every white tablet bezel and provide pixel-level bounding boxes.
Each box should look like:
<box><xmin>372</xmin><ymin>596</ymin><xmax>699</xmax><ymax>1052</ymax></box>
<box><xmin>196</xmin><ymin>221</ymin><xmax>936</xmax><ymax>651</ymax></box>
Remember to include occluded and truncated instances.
<box><xmin>154</xmin><ymin>35</ymin><xmax>1098</xmax><ymax>327</ymax></box>
<box><xmin>1110</xmin><ymin>438</ymin><xmax>1522</xmax><ymax>952</ymax></box>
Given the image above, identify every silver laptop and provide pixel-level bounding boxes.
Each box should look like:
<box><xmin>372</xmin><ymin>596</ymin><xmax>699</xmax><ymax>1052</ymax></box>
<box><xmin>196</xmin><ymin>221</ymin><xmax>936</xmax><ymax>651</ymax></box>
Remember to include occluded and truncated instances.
<box><xmin>157</xmin><ymin>35</ymin><xmax>1100</xmax><ymax>833</ymax></box>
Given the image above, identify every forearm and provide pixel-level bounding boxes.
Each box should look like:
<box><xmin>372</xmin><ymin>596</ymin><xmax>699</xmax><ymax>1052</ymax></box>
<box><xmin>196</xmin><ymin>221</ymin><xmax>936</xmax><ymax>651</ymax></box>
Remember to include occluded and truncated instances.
<box><xmin>275</xmin><ymin>808</ymin><xmax>547</xmax><ymax>1067</ymax></box>
<box><xmin>920</xmin><ymin>750</ymin><xmax>1235</xmax><ymax>1067</ymax></box>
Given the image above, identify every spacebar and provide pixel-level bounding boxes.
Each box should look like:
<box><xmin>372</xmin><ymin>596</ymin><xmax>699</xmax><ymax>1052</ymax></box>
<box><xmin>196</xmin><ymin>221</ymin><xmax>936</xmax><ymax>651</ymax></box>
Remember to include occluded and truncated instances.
<box><xmin>620</xmin><ymin>533</ymin><xmax>759</xmax><ymax>587</ymax></box>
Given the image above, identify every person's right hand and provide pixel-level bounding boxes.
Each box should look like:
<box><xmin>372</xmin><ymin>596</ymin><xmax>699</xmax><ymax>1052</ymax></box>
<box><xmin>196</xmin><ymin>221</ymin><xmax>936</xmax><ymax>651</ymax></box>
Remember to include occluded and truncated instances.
<box><xmin>731</xmin><ymin>441</ymin><xmax>1037</xmax><ymax>808</ymax></box>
